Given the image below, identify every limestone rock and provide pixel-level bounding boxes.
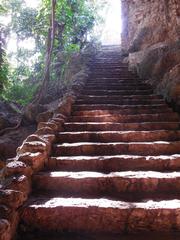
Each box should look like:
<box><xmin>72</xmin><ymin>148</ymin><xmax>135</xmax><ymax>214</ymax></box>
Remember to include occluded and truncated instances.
<box><xmin>17</xmin><ymin>152</ymin><xmax>47</xmax><ymax>171</ymax></box>
<box><xmin>5</xmin><ymin>161</ymin><xmax>33</xmax><ymax>178</ymax></box>
<box><xmin>3</xmin><ymin>175</ymin><xmax>31</xmax><ymax>199</ymax></box>
<box><xmin>0</xmin><ymin>189</ymin><xmax>26</xmax><ymax>209</ymax></box>
<box><xmin>0</xmin><ymin>219</ymin><xmax>11</xmax><ymax>240</ymax></box>
<box><xmin>36</xmin><ymin>111</ymin><xmax>53</xmax><ymax>123</ymax></box>
<box><xmin>35</xmin><ymin>127</ymin><xmax>55</xmax><ymax>136</ymax></box>
<box><xmin>17</xmin><ymin>141</ymin><xmax>47</xmax><ymax>155</ymax></box>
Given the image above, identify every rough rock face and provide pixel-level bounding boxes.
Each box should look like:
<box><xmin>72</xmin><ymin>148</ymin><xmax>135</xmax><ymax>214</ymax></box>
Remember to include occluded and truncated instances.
<box><xmin>121</xmin><ymin>0</ymin><xmax>180</xmax><ymax>108</ymax></box>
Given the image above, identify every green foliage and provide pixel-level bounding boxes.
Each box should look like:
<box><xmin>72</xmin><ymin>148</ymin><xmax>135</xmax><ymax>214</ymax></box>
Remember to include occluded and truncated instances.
<box><xmin>3</xmin><ymin>82</ymin><xmax>38</xmax><ymax>105</ymax></box>
<box><xmin>38</xmin><ymin>0</ymin><xmax>97</xmax><ymax>51</ymax></box>
<box><xmin>0</xmin><ymin>4</ymin><xmax>7</xmax><ymax>14</ymax></box>
<box><xmin>0</xmin><ymin>2</ymin><xmax>9</xmax><ymax>95</ymax></box>
<box><xmin>1</xmin><ymin>0</ymin><xmax>103</xmax><ymax>105</ymax></box>
<box><xmin>0</xmin><ymin>46</ymin><xmax>9</xmax><ymax>95</ymax></box>
<box><xmin>11</xmin><ymin>7</ymin><xmax>38</xmax><ymax>40</ymax></box>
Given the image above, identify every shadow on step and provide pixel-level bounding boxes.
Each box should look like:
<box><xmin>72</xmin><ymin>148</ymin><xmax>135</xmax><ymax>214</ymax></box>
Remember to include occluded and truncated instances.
<box><xmin>16</xmin><ymin>231</ymin><xmax>180</xmax><ymax>240</ymax></box>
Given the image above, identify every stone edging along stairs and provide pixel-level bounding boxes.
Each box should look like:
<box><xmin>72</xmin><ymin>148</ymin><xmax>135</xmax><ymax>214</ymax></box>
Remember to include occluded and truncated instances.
<box><xmin>1</xmin><ymin>46</ymin><xmax>180</xmax><ymax>239</ymax></box>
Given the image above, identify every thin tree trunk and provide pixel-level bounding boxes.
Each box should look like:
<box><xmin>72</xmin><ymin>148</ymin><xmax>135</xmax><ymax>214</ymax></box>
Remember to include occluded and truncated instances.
<box><xmin>33</xmin><ymin>0</ymin><xmax>56</xmax><ymax>104</ymax></box>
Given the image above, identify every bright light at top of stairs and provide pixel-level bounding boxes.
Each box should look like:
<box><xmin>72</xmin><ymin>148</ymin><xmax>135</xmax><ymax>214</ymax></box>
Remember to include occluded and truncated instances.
<box><xmin>101</xmin><ymin>0</ymin><xmax>122</xmax><ymax>45</ymax></box>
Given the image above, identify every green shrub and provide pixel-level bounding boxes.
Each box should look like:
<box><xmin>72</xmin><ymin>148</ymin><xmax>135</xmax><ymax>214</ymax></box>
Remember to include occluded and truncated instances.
<box><xmin>3</xmin><ymin>82</ymin><xmax>38</xmax><ymax>106</ymax></box>
<box><xmin>0</xmin><ymin>47</ymin><xmax>9</xmax><ymax>95</ymax></box>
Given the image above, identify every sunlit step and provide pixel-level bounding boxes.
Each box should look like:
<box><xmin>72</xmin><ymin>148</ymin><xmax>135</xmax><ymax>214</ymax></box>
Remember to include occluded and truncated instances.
<box><xmin>68</xmin><ymin>112</ymin><xmax>179</xmax><ymax>123</ymax></box>
<box><xmin>64</xmin><ymin>122</ymin><xmax>180</xmax><ymax>132</ymax></box>
<box><xmin>53</xmin><ymin>141</ymin><xmax>180</xmax><ymax>156</ymax></box>
<box><xmin>56</xmin><ymin>130</ymin><xmax>180</xmax><ymax>143</ymax></box>
<box><xmin>49</xmin><ymin>154</ymin><xmax>180</xmax><ymax>172</ymax></box>
<box><xmin>33</xmin><ymin>171</ymin><xmax>180</xmax><ymax>196</ymax></box>
<box><xmin>81</xmin><ymin>89</ymin><xmax>153</xmax><ymax>95</ymax></box>
<box><xmin>21</xmin><ymin>198</ymin><xmax>180</xmax><ymax>233</ymax></box>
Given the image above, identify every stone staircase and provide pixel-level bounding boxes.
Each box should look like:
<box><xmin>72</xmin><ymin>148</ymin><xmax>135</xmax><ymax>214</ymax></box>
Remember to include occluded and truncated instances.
<box><xmin>19</xmin><ymin>46</ymin><xmax>180</xmax><ymax>239</ymax></box>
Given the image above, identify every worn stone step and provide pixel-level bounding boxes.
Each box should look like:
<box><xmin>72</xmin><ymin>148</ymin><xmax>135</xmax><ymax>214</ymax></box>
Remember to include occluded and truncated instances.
<box><xmin>21</xmin><ymin>198</ymin><xmax>180</xmax><ymax>233</ymax></box>
<box><xmin>72</xmin><ymin>104</ymin><xmax>170</xmax><ymax>113</ymax></box>
<box><xmin>88</xmin><ymin>80</ymin><xmax>141</xmax><ymax>84</ymax></box>
<box><xmin>90</xmin><ymin>72</ymin><xmax>136</xmax><ymax>75</ymax></box>
<box><xmin>33</xmin><ymin>171</ymin><xmax>180</xmax><ymax>196</ymax></box>
<box><xmin>91</xmin><ymin>69</ymin><xmax>130</xmax><ymax>72</ymax></box>
<box><xmin>91</xmin><ymin>60</ymin><xmax>123</xmax><ymax>62</ymax></box>
<box><xmin>68</xmin><ymin>113</ymin><xmax>179</xmax><ymax>123</ymax></box>
<box><xmin>76</xmin><ymin>99</ymin><xmax>165</xmax><ymax>105</ymax></box>
<box><xmin>56</xmin><ymin>130</ymin><xmax>180</xmax><ymax>143</ymax></box>
<box><xmin>90</xmin><ymin>69</ymin><xmax>134</xmax><ymax>72</ymax></box>
<box><xmin>72</xmin><ymin>109</ymin><xmax>171</xmax><ymax>116</ymax></box>
<box><xmin>90</xmin><ymin>73</ymin><xmax>135</xmax><ymax>77</ymax></box>
<box><xmin>81</xmin><ymin>90</ymin><xmax>153</xmax><ymax>95</ymax></box>
<box><xmin>89</xmin><ymin>78</ymin><xmax>140</xmax><ymax>82</ymax></box>
<box><xmin>88</xmin><ymin>82</ymin><xmax>141</xmax><ymax>85</ymax></box>
<box><xmin>64</xmin><ymin>122</ymin><xmax>180</xmax><ymax>131</ymax></box>
<box><xmin>91</xmin><ymin>64</ymin><xmax>127</xmax><ymax>67</ymax></box>
<box><xmin>91</xmin><ymin>66</ymin><xmax>128</xmax><ymax>70</ymax></box>
<box><xmin>86</xmin><ymin>79</ymin><xmax>143</xmax><ymax>85</ymax></box>
<box><xmin>53</xmin><ymin>141</ymin><xmax>180</xmax><ymax>156</ymax></box>
<box><xmin>86</xmin><ymin>83</ymin><xmax>149</xmax><ymax>87</ymax></box>
<box><xmin>16</xmin><ymin>232</ymin><xmax>180</xmax><ymax>240</ymax></box>
<box><xmin>86</xmin><ymin>84</ymin><xmax>145</xmax><ymax>89</ymax></box>
<box><xmin>85</xmin><ymin>86</ymin><xmax>151</xmax><ymax>91</ymax></box>
<box><xmin>49</xmin><ymin>155</ymin><xmax>180</xmax><ymax>172</ymax></box>
<box><xmin>33</xmin><ymin>188</ymin><xmax>180</xmax><ymax>203</ymax></box>
<box><xmin>86</xmin><ymin>82</ymin><xmax>147</xmax><ymax>85</ymax></box>
<box><xmin>92</xmin><ymin>62</ymin><xmax>123</xmax><ymax>64</ymax></box>
<box><xmin>90</xmin><ymin>75</ymin><xmax>137</xmax><ymax>78</ymax></box>
<box><xmin>78</xmin><ymin>94</ymin><xmax>163</xmax><ymax>101</ymax></box>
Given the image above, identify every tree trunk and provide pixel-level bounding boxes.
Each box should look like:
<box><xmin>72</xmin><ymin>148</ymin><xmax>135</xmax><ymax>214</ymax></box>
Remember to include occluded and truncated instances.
<box><xmin>33</xmin><ymin>0</ymin><xmax>56</xmax><ymax>104</ymax></box>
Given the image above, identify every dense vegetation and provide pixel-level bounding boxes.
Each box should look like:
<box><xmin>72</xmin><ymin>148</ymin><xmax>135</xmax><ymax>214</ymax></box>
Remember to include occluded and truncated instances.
<box><xmin>0</xmin><ymin>0</ymin><xmax>104</xmax><ymax>106</ymax></box>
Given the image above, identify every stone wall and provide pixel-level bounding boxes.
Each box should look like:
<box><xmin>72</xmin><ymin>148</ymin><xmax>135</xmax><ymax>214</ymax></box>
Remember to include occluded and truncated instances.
<box><xmin>121</xmin><ymin>0</ymin><xmax>180</xmax><ymax>109</ymax></box>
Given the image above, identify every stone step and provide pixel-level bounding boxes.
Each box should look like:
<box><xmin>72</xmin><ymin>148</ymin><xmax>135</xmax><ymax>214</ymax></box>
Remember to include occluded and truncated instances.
<box><xmin>21</xmin><ymin>198</ymin><xmax>180</xmax><ymax>233</ymax></box>
<box><xmin>88</xmin><ymin>79</ymin><xmax>140</xmax><ymax>82</ymax></box>
<box><xmin>86</xmin><ymin>83</ymin><xmax>149</xmax><ymax>87</ymax></box>
<box><xmin>78</xmin><ymin>94</ymin><xmax>163</xmax><ymax>101</ymax></box>
<box><xmin>91</xmin><ymin>69</ymin><xmax>130</xmax><ymax>72</ymax></box>
<box><xmin>90</xmin><ymin>72</ymin><xmax>135</xmax><ymax>76</ymax></box>
<box><xmin>76</xmin><ymin>99</ymin><xmax>165</xmax><ymax>105</ymax></box>
<box><xmin>33</xmin><ymin>171</ymin><xmax>180</xmax><ymax>196</ymax></box>
<box><xmin>81</xmin><ymin>90</ymin><xmax>153</xmax><ymax>95</ymax></box>
<box><xmin>90</xmin><ymin>69</ymin><xmax>134</xmax><ymax>72</ymax></box>
<box><xmin>90</xmin><ymin>75</ymin><xmax>137</xmax><ymax>78</ymax></box>
<box><xmin>92</xmin><ymin>60</ymin><xmax>123</xmax><ymax>62</ymax></box>
<box><xmin>64</xmin><ymin>122</ymin><xmax>180</xmax><ymax>131</ymax></box>
<box><xmin>72</xmin><ymin>104</ymin><xmax>170</xmax><ymax>113</ymax></box>
<box><xmin>85</xmin><ymin>85</ymin><xmax>151</xmax><ymax>90</ymax></box>
<box><xmin>89</xmin><ymin>78</ymin><xmax>140</xmax><ymax>81</ymax></box>
<box><xmin>68</xmin><ymin>113</ymin><xmax>179</xmax><ymax>123</ymax></box>
<box><xmin>31</xmin><ymin>191</ymin><xmax>179</xmax><ymax>203</ymax></box>
<box><xmin>90</xmin><ymin>72</ymin><xmax>136</xmax><ymax>74</ymax></box>
<box><xmin>92</xmin><ymin>62</ymin><xmax>123</xmax><ymax>64</ymax></box>
<box><xmin>49</xmin><ymin>154</ymin><xmax>180</xmax><ymax>172</ymax></box>
<box><xmin>86</xmin><ymin>85</ymin><xmax>145</xmax><ymax>89</ymax></box>
<box><xmin>72</xmin><ymin>109</ymin><xmax>171</xmax><ymax>116</ymax></box>
<box><xmin>87</xmin><ymin>81</ymin><xmax>142</xmax><ymax>85</ymax></box>
<box><xmin>56</xmin><ymin>130</ymin><xmax>180</xmax><ymax>143</ymax></box>
<box><xmin>16</xmin><ymin>232</ymin><xmax>180</xmax><ymax>240</ymax></box>
<box><xmin>91</xmin><ymin>66</ymin><xmax>128</xmax><ymax>70</ymax></box>
<box><xmin>53</xmin><ymin>141</ymin><xmax>180</xmax><ymax>156</ymax></box>
<box><xmin>90</xmin><ymin>65</ymin><xmax>126</xmax><ymax>68</ymax></box>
